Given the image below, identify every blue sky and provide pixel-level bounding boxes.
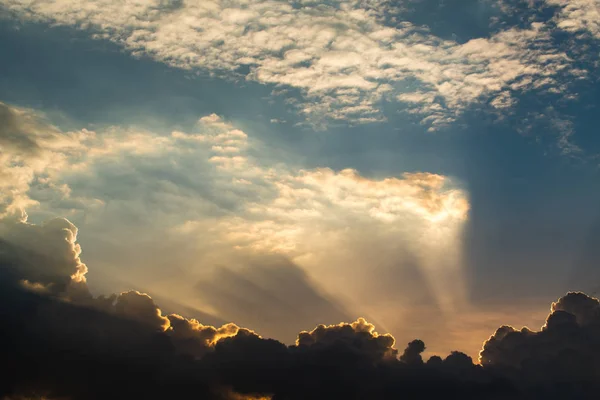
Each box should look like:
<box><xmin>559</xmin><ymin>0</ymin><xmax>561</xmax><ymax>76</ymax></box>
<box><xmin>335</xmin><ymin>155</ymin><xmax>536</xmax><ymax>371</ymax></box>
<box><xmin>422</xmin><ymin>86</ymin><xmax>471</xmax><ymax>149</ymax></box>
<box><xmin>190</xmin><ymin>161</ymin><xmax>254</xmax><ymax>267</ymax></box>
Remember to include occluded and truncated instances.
<box><xmin>1</xmin><ymin>0</ymin><xmax>599</xmax><ymax>357</ymax></box>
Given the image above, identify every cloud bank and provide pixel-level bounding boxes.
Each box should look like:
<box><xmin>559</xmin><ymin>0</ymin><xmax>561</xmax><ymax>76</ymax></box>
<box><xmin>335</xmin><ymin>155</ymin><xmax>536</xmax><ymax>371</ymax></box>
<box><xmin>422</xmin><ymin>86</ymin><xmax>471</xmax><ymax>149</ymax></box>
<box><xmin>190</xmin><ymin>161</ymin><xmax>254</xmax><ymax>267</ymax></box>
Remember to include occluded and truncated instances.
<box><xmin>2</xmin><ymin>209</ymin><xmax>600</xmax><ymax>399</ymax></box>
<box><xmin>1</xmin><ymin>0</ymin><xmax>590</xmax><ymax>129</ymax></box>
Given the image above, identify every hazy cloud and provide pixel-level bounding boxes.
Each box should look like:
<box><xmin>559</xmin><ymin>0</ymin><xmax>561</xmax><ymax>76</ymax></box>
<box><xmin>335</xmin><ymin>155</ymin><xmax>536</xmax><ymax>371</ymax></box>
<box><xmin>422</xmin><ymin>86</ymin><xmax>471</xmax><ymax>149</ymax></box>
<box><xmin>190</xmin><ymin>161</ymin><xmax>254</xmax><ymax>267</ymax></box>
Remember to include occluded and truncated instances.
<box><xmin>0</xmin><ymin>101</ymin><xmax>471</xmax><ymax>339</ymax></box>
<box><xmin>195</xmin><ymin>255</ymin><xmax>353</xmax><ymax>343</ymax></box>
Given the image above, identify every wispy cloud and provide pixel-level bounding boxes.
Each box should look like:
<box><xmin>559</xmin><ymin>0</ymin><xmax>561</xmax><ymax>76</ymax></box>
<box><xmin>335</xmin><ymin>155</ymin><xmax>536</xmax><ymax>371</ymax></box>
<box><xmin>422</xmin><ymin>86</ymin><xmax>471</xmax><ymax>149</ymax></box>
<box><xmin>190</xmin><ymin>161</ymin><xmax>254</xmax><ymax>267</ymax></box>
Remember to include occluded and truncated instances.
<box><xmin>1</xmin><ymin>0</ymin><xmax>585</xmax><ymax>129</ymax></box>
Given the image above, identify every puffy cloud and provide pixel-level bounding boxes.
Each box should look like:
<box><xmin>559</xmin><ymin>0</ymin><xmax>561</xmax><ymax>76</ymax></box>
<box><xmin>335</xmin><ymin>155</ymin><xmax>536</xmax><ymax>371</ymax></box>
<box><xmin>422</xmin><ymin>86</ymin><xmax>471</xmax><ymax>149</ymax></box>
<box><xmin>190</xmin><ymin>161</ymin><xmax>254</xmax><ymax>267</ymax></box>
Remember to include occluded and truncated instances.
<box><xmin>547</xmin><ymin>0</ymin><xmax>600</xmax><ymax>39</ymax></box>
<box><xmin>114</xmin><ymin>291</ymin><xmax>171</xmax><ymax>331</ymax></box>
<box><xmin>551</xmin><ymin>291</ymin><xmax>600</xmax><ymax>325</ymax></box>
<box><xmin>2</xmin><ymin>215</ymin><xmax>600</xmax><ymax>398</ymax></box>
<box><xmin>400</xmin><ymin>339</ymin><xmax>426</xmax><ymax>365</ymax></box>
<box><xmin>0</xmin><ymin>214</ymin><xmax>88</xmax><ymax>293</ymax></box>
<box><xmin>480</xmin><ymin>292</ymin><xmax>600</xmax><ymax>388</ymax></box>
<box><xmin>1</xmin><ymin>0</ymin><xmax>584</xmax><ymax>128</ymax></box>
<box><xmin>442</xmin><ymin>351</ymin><xmax>476</xmax><ymax>372</ymax></box>
<box><xmin>167</xmin><ymin>314</ymin><xmax>241</xmax><ymax>358</ymax></box>
<box><xmin>296</xmin><ymin>318</ymin><xmax>398</xmax><ymax>361</ymax></box>
<box><xmin>0</xmin><ymin>279</ymin><xmax>217</xmax><ymax>400</ymax></box>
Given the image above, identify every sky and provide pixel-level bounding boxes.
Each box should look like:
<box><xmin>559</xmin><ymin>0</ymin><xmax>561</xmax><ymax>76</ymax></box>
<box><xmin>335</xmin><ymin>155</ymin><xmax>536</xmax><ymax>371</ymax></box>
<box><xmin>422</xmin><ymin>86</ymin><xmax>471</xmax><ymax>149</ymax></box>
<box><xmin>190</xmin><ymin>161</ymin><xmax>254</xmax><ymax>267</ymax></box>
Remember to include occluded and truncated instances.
<box><xmin>1</xmin><ymin>0</ymin><xmax>600</xmax><ymax>368</ymax></box>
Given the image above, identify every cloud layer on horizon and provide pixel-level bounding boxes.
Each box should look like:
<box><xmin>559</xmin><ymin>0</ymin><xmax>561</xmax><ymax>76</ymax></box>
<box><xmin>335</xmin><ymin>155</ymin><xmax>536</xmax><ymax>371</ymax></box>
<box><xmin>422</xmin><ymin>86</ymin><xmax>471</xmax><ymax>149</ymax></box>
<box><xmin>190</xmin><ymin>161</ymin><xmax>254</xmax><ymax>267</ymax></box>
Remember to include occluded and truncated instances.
<box><xmin>2</xmin><ymin>210</ymin><xmax>600</xmax><ymax>399</ymax></box>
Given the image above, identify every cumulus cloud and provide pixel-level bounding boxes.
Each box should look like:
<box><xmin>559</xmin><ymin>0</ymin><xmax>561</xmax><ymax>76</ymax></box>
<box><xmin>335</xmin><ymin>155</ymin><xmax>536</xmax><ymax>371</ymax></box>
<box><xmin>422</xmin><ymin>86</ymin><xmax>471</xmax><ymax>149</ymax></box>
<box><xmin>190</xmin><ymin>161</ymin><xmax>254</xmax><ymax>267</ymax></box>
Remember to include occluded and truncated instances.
<box><xmin>0</xmin><ymin>0</ymin><xmax>586</xmax><ymax>129</ymax></box>
<box><xmin>296</xmin><ymin>317</ymin><xmax>397</xmax><ymax>361</ymax></box>
<box><xmin>0</xmin><ymin>215</ymin><xmax>88</xmax><ymax>293</ymax></box>
<box><xmin>551</xmin><ymin>291</ymin><xmax>600</xmax><ymax>325</ymax></box>
<box><xmin>400</xmin><ymin>339</ymin><xmax>426</xmax><ymax>365</ymax></box>
<box><xmin>113</xmin><ymin>290</ymin><xmax>171</xmax><ymax>331</ymax></box>
<box><xmin>2</xmin><ymin>211</ymin><xmax>600</xmax><ymax>398</ymax></box>
<box><xmin>167</xmin><ymin>314</ymin><xmax>241</xmax><ymax>358</ymax></box>
<box><xmin>480</xmin><ymin>291</ymin><xmax>600</xmax><ymax>392</ymax></box>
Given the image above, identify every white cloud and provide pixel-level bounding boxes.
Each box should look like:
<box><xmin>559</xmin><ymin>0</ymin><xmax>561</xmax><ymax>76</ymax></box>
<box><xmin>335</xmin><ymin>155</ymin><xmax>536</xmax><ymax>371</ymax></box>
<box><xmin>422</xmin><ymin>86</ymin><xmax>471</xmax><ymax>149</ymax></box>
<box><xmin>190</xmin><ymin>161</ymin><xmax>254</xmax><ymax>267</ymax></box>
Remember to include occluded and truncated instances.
<box><xmin>1</xmin><ymin>0</ymin><xmax>583</xmax><ymax>129</ymax></box>
<box><xmin>547</xmin><ymin>0</ymin><xmax>600</xmax><ymax>39</ymax></box>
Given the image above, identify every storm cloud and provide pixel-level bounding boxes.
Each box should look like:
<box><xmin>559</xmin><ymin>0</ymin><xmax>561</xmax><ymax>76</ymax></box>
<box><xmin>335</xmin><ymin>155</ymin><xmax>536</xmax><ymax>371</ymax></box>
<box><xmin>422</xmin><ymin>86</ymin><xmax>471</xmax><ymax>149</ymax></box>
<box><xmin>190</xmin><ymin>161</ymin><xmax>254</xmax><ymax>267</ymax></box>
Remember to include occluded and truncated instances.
<box><xmin>1</xmin><ymin>214</ymin><xmax>600</xmax><ymax>399</ymax></box>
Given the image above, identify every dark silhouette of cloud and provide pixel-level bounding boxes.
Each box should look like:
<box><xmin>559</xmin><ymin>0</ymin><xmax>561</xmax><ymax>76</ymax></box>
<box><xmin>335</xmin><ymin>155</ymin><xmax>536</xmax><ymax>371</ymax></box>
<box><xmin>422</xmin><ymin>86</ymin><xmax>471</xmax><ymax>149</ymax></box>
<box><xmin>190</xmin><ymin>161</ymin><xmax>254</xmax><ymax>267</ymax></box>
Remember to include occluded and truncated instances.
<box><xmin>480</xmin><ymin>291</ymin><xmax>600</xmax><ymax>397</ymax></box>
<box><xmin>400</xmin><ymin>339</ymin><xmax>426</xmax><ymax>365</ymax></box>
<box><xmin>2</xmin><ymin>216</ymin><xmax>600</xmax><ymax>399</ymax></box>
<box><xmin>0</xmin><ymin>216</ymin><xmax>88</xmax><ymax>293</ymax></box>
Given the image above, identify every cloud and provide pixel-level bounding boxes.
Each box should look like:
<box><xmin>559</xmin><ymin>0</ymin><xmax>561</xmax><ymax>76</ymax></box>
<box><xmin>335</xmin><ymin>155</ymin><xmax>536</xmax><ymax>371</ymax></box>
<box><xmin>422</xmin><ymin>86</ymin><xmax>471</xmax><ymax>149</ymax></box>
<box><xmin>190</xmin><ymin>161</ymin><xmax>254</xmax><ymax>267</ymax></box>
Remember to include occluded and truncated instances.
<box><xmin>1</xmin><ymin>0</ymin><xmax>586</xmax><ymax>129</ymax></box>
<box><xmin>3</xmin><ymin>211</ymin><xmax>600</xmax><ymax>398</ymax></box>
<box><xmin>167</xmin><ymin>314</ymin><xmax>241</xmax><ymax>359</ymax></box>
<box><xmin>113</xmin><ymin>290</ymin><xmax>171</xmax><ymax>331</ymax></box>
<box><xmin>0</xmin><ymin>102</ymin><xmax>171</xmax><ymax>219</ymax></box>
<box><xmin>0</xmin><ymin>102</ymin><xmax>75</xmax><ymax>217</ymax></box>
<box><xmin>0</xmin><ymin>215</ymin><xmax>88</xmax><ymax>293</ymax></box>
<box><xmin>296</xmin><ymin>317</ymin><xmax>397</xmax><ymax>361</ymax></box>
<box><xmin>400</xmin><ymin>339</ymin><xmax>426</xmax><ymax>365</ymax></box>
<box><xmin>547</xmin><ymin>0</ymin><xmax>600</xmax><ymax>39</ymax></box>
<box><xmin>0</xmin><ymin>101</ymin><xmax>471</xmax><ymax>340</ymax></box>
<box><xmin>480</xmin><ymin>292</ymin><xmax>600</xmax><ymax>389</ymax></box>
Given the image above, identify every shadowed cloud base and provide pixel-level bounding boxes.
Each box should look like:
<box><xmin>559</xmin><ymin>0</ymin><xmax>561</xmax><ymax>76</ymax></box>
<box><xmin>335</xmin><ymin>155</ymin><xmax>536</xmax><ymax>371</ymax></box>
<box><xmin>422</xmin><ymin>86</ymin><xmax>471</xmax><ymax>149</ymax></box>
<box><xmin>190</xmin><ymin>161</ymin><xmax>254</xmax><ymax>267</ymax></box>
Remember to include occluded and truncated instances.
<box><xmin>1</xmin><ymin>214</ymin><xmax>600</xmax><ymax>400</ymax></box>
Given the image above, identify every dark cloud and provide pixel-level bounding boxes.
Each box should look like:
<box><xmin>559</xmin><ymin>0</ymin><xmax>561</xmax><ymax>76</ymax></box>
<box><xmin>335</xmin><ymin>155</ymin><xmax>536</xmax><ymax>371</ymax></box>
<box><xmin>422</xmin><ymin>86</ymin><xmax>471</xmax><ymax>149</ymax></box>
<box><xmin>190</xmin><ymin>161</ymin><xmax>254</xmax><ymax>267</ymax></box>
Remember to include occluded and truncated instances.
<box><xmin>0</xmin><ymin>279</ymin><xmax>217</xmax><ymax>400</ymax></box>
<box><xmin>400</xmin><ymin>339</ymin><xmax>426</xmax><ymax>365</ymax></box>
<box><xmin>166</xmin><ymin>314</ymin><xmax>240</xmax><ymax>359</ymax></box>
<box><xmin>481</xmin><ymin>292</ymin><xmax>600</xmax><ymax>396</ymax></box>
<box><xmin>113</xmin><ymin>290</ymin><xmax>170</xmax><ymax>331</ymax></box>
<box><xmin>2</xmin><ymin>216</ymin><xmax>600</xmax><ymax>399</ymax></box>
<box><xmin>0</xmin><ymin>217</ymin><xmax>88</xmax><ymax>293</ymax></box>
<box><xmin>296</xmin><ymin>318</ymin><xmax>397</xmax><ymax>362</ymax></box>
